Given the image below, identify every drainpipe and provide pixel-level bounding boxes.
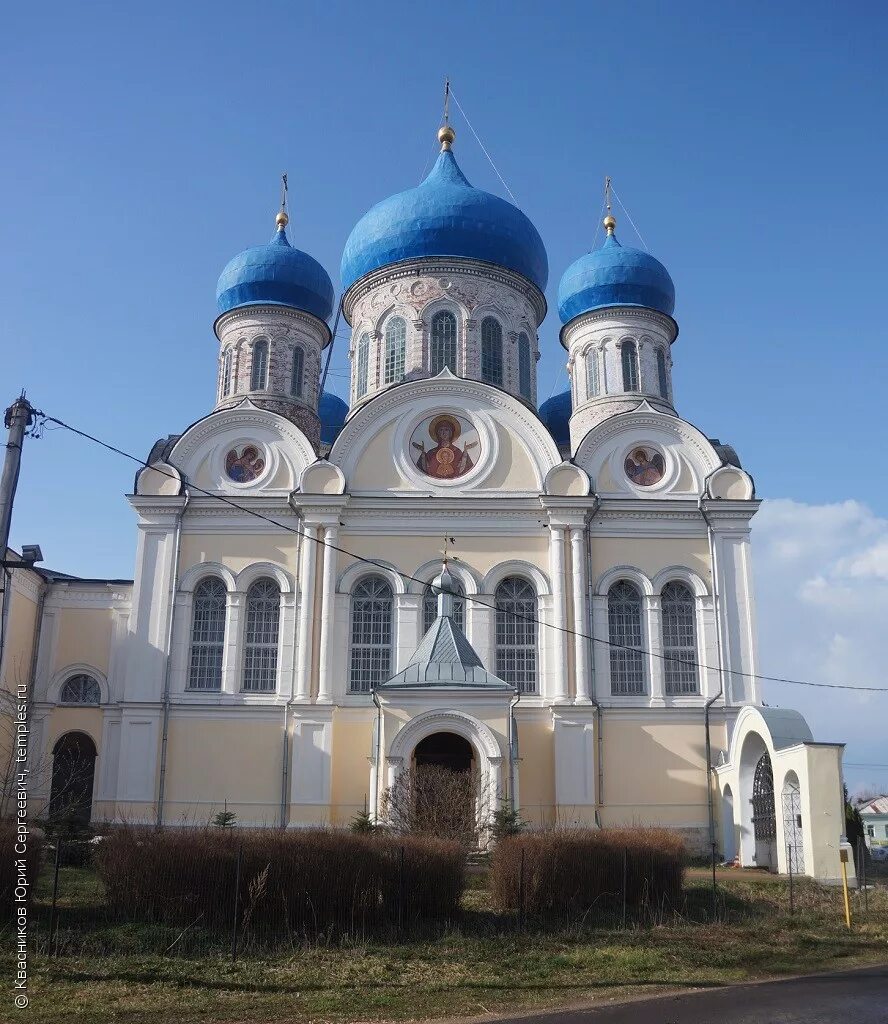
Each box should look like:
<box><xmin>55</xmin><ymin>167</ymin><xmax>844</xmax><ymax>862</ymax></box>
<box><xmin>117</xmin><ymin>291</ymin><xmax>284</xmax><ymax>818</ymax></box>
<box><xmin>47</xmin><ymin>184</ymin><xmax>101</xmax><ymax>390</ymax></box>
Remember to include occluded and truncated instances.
<box><xmin>583</xmin><ymin>496</ymin><xmax>603</xmax><ymax>824</ymax></box>
<box><xmin>508</xmin><ymin>687</ymin><xmax>521</xmax><ymax>810</ymax></box>
<box><xmin>280</xmin><ymin>522</ymin><xmax>305</xmax><ymax>828</ymax></box>
<box><xmin>698</xmin><ymin>466</ymin><xmax>727</xmax><ymax>859</ymax></box>
<box><xmin>155</xmin><ymin>486</ymin><xmax>190</xmax><ymax>828</ymax></box>
<box><xmin>371</xmin><ymin>687</ymin><xmax>383</xmax><ymax>822</ymax></box>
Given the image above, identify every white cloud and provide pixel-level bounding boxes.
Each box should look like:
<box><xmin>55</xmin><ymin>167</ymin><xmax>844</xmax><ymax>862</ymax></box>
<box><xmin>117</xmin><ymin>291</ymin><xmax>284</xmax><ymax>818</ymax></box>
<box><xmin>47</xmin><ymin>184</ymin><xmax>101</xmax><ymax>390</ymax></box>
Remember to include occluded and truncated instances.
<box><xmin>753</xmin><ymin>499</ymin><xmax>888</xmax><ymax>797</ymax></box>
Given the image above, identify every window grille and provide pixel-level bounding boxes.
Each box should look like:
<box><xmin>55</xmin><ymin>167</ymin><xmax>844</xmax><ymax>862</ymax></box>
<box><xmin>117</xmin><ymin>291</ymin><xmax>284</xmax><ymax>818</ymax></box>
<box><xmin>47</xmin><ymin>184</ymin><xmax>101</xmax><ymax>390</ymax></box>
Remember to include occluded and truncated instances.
<box><xmin>661</xmin><ymin>581</ymin><xmax>698</xmax><ymax>694</ymax></box>
<box><xmin>480</xmin><ymin>317</ymin><xmax>503</xmax><ymax>386</ymax></box>
<box><xmin>518</xmin><ymin>332</ymin><xmax>532</xmax><ymax>399</ymax></box>
<box><xmin>188</xmin><ymin>578</ymin><xmax>227</xmax><ymax>690</ymax></box>
<box><xmin>430</xmin><ymin>311</ymin><xmax>457</xmax><ymax>373</ymax></box>
<box><xmin>221</xmin><ymin>349</ymin><xmax>233</xmax><ymax>398</ymax></box>
<box><xmin>384</xmin><ymin>317</ymin><xmax>406</xmax><ymax>385</ymax></box>
<box><xmin>621</xmin><ymin>340</ymin><xmax>639</xmax><ymax>392</ymax></box>
<box><xmin>608</xmin><ymin>580</ymin><xmax>645</xmax><ymax>694</ymax></box>
<box><xmin>423</xmin><ymin>579</ymin><xmax>465</xmax><ymax>634</ymax></box>
<box><xmin>587</xmin><ymin>351</ymin><xmax>600</xmax><ymax>397</ymax></box>
<box><xmin>355</xmin><ymin>332</ymin><xmax>370</xmax><ymax>398</ymax></box>
<box><xmin>250</xmin><ymin>338</ymin><xmax>269</xmax><ymax>391</ymax></box>
<box><xmin>242</xmin><ymin>578</ymin><xmax>280</xmax><ymax>692</ymax></box>
<box><xmin>291</xmin><ymin>346</ymin><xmax>305</xmax><ymax>398</ymax></box>
<box><xmin>752</xmin><ymin>753</ymin><xmax>776</xmax><ymax>842</ymax></box>
<box><xmin>495</xmin><ymin>577</ymin><xmax>537</xmax><ymax>693</ymax></box>
<box><xmin>59</xmin><ymin>674</ymin><xmax>101</xmax><ymax>705</ymax></box>
<box><xmin>349</xmin><ymin>576</ymin><xmax>393</xmax><ymax>693</ymax></box>
<box><xmin>657</xmin><ymin>348</ymin><xmax>669</xmax><ymax>399</ymax></box>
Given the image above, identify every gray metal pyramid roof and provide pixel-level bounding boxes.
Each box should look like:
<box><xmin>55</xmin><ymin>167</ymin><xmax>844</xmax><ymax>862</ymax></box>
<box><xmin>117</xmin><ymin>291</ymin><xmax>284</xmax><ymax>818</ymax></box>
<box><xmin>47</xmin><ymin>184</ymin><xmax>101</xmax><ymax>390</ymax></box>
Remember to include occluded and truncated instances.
<box><xmin>376</xmin><ymin>565</ymin><xmax>514</xmax><ymax>691</ymax></box>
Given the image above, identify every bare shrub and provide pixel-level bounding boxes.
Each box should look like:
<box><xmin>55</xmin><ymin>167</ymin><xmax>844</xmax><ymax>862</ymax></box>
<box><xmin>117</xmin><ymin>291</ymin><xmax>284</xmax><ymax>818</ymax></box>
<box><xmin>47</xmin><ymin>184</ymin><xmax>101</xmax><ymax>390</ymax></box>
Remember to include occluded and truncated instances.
<box><xmin>491</xmin><ymin>827</ymin><xmax>686</xmax><ymax>920</ymax></box>
<box><xmin>95</xmin><ymin>825</ymin><xmax>465</xmax><ymax>939</ymax></box>
<box><xmin>382</xmin><ymin>764</ymin><xmax>488</xmax><ymax>849</ymax></box>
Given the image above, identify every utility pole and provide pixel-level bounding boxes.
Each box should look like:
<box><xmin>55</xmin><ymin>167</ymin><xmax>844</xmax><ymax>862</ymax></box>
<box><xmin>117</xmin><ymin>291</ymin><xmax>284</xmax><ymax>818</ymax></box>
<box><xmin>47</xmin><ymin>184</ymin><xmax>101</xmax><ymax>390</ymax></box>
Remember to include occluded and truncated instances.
<box><xmin>0</xmin><ymin>394</ymin><xmax>35</xmax><ymax>557</ymax></box>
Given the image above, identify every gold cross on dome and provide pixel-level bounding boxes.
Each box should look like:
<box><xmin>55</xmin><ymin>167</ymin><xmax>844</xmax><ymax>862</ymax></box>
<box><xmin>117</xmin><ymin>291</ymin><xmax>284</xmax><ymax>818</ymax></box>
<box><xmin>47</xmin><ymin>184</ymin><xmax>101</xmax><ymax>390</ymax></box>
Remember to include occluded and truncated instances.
<box><xmin>440</xmin><ymin>536</ymin><xmax>457</xmax><ymax>565</ymax></box>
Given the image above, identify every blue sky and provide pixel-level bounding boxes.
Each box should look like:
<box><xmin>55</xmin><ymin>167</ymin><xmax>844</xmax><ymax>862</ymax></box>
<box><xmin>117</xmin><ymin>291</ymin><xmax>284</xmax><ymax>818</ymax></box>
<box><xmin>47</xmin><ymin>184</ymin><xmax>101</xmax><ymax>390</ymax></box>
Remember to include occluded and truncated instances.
<box><xmin>3</xmin><ymin>2</ymin><xmax>887</xmax><ymax>787</ymax></box>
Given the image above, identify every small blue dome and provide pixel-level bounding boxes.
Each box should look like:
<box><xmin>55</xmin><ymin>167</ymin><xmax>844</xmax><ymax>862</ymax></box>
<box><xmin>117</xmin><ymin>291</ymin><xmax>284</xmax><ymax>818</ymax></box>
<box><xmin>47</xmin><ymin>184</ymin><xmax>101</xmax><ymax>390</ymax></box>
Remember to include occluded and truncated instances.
<box><xmin>557</xmin><ymin>231</ymin><xmax>675</xmax><ymax>325</ymax></box>
<box><xmin>341</xmin><ymin>148</ymin><xmax>548</xmax><ymax>292</ymax></box>
<box><xmin>319</xmin><ymin>391</ymin><xmax>348</xmax><ymax>447</ymax></box>
<box><xmin>539</xmin><ymin>390</ymin><xmax>572</xmax><ymax>449</ymax></box>
<box><xmin>217</xmin><ymin>222</ymin><xmax>335</xmax><ymax>322</ymax></box>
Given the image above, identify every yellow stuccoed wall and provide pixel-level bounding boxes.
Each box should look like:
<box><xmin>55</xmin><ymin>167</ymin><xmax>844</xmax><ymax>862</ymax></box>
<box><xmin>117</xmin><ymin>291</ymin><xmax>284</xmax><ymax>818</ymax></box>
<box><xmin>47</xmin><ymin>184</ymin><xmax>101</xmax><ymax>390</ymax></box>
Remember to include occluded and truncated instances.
<box><xmin>180</xmin><ymin>535</ymin><xmax>300</xmax><ymax>575</ymax></box>
<box><xmin>330</xmin><ymin>712</ymin><xmax>374</xmax><ymax>824</ymax></box>
<box><xmin>52</xmin><ymin>609</ymin><xmax>115</xmax><ymax>678</ymax></box>
<box><xmin>337</xmin><ymin>535</ymin><xmax>550</xmax><ymax>580</ymax></box>
<box><xmin>516</xmin><ymin>714</ymin><xmax>556</xmax><ymax>827</ymax></box>
<box><xmin>590</xmin><ymin>538</ymin><xmax>710</xmax><ymax>585</ymax></box>
<box><xmin>1</xmin><ymin>582</ymin><xmax>39</xmax><ymax>694</ymax></box>
<box><xmin>164</xmin><ymin>716</ymin><xmax>283</xmax><ymax>826</ymax></box>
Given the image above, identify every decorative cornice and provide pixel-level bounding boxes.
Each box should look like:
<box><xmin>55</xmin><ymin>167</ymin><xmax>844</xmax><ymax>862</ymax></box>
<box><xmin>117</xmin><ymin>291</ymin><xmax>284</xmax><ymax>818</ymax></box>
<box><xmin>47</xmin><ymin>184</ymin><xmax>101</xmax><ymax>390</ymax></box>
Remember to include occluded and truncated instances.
<box><xmin>560</xmin><ymin>305</ymin><xmax>678</xmax><ymax>351</ymax></box>
<box><xmin>342</xmin><ymin>257</ymin><xmax>547</xmax><ymax>326</ymax></box>
<box><xmin>214</xmin><ymin>303</ymin><xmax>332</xmax><ymax>347</ymax></box>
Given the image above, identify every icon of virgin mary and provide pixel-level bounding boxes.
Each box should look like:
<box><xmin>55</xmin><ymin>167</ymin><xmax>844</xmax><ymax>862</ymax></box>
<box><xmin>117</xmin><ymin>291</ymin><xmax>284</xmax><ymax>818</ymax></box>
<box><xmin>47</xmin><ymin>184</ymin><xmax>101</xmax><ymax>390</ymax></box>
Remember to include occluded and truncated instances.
<box><xmin>412</xmin><ymin>415</ymin><xmax>478</xmax><ymax>479</ymax></box>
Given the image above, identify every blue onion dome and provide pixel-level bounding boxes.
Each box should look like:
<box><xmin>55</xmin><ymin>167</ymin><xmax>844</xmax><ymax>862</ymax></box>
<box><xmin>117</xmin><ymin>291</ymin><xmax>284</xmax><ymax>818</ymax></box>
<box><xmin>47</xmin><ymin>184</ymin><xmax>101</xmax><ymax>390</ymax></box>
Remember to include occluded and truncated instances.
<box><xmin>341</xmin><ymin>126</ymin><xmax>548</xmax><ymax>293</ymax></box>
<box><xmin>319</xmin><ymin>391</ymin><xmax>348</xmax><ymax>446</ymax></box>
<box><xmin>539</xmin><ymin>389</ymin><xmax>572</xmax><ymax>449</ymax></box>
<box><xmin>216</xmin><ymin>211</ymin><xmax>335</xmax><ymax>322</ymax></box>
<box><xmin>557</xmin><ymin>215</ymin><xmax>675</xmax><ymax>325</ymax></box>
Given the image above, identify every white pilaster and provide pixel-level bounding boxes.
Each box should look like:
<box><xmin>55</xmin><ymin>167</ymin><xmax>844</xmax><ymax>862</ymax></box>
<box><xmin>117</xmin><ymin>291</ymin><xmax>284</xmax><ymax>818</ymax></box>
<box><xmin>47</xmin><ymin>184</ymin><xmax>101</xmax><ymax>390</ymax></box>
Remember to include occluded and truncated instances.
<box><xmin>646</xmin><ymin>596</ymin><xmax>664</xmax><ymax>706</ymax></box>
<box><xmin>316</xmin><ymin>525</ymin><xmax>338</xmax><ymax>703</ymax></box>
<box><xmin>570</xmin><ymin>527</ymin><xmax>591</xmax><ymax>702</ymax></box>
<box><xmin>295</xmin><ymin>525</ymin><xmax>318</xmax><ymax>702</ymax></box>
<box><xmin>591</xmin><ymin>594</ymin><xmax>609</xmax><ymax>700</ymax></box>
<box><xmin>549</xmin><ymin>526</ymin><xmax>568</xmax><ymax>702</ymax></box>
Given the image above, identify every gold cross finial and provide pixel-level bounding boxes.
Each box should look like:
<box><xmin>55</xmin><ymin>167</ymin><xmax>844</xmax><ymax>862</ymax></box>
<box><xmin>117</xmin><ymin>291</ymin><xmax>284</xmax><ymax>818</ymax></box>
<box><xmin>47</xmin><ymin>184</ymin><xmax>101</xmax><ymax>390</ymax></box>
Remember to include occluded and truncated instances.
<box><xmin>603</xmin><ymin>176</ymin><xmax>616</xmax><ymax>235</ymax></box>
<box><xmin>276</xmin><ymin>173</ymin><xmax>289</xmax><ymax>230</ymax></box>
<box><xmin>440</xmin><ymin>536</ymin><xmax>456</xmax><ymax>565</ymax></box>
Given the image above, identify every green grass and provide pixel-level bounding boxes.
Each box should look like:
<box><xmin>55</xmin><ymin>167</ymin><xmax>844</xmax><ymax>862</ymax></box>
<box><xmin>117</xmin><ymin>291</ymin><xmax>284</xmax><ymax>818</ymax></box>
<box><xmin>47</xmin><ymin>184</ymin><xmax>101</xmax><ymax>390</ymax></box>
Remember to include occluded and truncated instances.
<box><xmin>16</xmin><ymin>866</ymin><xmax>888</xmax><ymax>1023</ymax></box>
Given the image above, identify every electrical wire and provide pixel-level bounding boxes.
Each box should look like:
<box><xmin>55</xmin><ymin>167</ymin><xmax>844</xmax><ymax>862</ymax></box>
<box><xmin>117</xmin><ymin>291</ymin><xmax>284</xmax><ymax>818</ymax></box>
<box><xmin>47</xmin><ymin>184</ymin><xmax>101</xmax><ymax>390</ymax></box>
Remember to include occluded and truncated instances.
<box><xmin>448</xmin><ymin>88</ymin><xmax>519</xmax><ymax>206</ymax></box>
<box><xmin>34</xmin><ymin>409</ymin><xmax>888</xmax><ymax>696</ymax></box>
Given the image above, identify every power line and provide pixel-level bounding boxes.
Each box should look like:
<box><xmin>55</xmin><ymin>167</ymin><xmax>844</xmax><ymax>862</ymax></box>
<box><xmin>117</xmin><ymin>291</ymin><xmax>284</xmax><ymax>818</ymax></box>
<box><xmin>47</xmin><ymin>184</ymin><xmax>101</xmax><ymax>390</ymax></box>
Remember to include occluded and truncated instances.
<box><xmin>35</xmin><ymin>409</ymin><xmax>888</xmax><ymax>696</ymax></box>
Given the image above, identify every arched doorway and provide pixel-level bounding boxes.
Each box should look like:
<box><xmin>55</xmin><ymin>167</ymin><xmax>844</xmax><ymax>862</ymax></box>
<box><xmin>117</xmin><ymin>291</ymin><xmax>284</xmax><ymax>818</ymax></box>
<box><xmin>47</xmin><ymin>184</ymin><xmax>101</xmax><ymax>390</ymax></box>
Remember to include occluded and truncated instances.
<box><xmin>414</xmin><ymin>732</ymin><xmax>474</xmax><ymax>773</ymax></box>
<box><xmin>782</xmin><ymin>772</ymin><xmax>805</xmax><ymax>874</ymax></box>
<box><xmin>751</xmin><ymin>752</ymin><xmax>777</xmax><ymax>871</ymax></box>
<box><xmin>49</xmin><ymin>732</ymin><xmax>97</xmax><ymax>824</ymax></box>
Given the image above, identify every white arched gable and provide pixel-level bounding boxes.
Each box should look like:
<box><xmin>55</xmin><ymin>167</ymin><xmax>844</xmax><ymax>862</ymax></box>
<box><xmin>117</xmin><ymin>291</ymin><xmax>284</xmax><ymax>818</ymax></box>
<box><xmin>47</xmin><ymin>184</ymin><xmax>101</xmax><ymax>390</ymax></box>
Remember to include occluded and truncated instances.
<box><xmin>170</xmin><ymin>400</ymin><xmax>317</xmax><ymax>497</ymax></box>
<box><xmin>594</xmin><ymin>565</ymin><xmax>655</xmax><ymax>597</ymax></box>
<box><xmin>388</xmin><ymin>708</ymin><xmax>502</xmax><ymax>763</ymax></box>
<box><xmin>651</xmin><ymin>565</ymin><xmax>709</xmax><ymax>598</ymax></box>
<box><xmin>299</xmin><ymin>460</ymin><xmax>346</xmax><ymax>495</ymax></box>
<box><xmin>408</xmin><ymin>559</ymin><xmax>483</xmax><ymax>595</ymax></box>
<box><xmin>573</xmin><ymin>401</ymin><xmax>724</xmax><ymax>498</ymax></box>
<box><xmin>235</xmin><ymin>561</ymin><xmax>295</xmax><ymax>595</ymax></box>
<box><xmin>725</xmin><ymin>705</ymin><xmax>814</xmax><ymax>767</ymax></box>
<box><xmin>48</xmin><ymin>663</ymin><xmax>110</xmax><ymax>705</ymax></box>
<box><xmin>179</xmin><ymin>561</ymin><xmax>237</xmax><ymax>594</ymax></box>
<box><xmin>483</xmin><ymin>560</ymin><xmax>551</xmax><ymax>596</ymax></box>
<box><xmin>330</xmin><ymin>371</ymin><xmax>561</xmax><ymax>494</ymax></box>
<box><xmin>337</xmin><ymin>560</ymin><xmax>407</xmax><ymax>596</ymax></box>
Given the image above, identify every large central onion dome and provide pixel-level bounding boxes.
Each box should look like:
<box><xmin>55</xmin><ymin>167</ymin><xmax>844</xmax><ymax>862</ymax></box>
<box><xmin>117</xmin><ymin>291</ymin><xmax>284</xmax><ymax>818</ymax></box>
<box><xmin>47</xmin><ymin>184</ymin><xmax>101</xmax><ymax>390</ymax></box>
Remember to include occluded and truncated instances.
<box><xmin>341</xmin><ymin>128</ymin><xmax>548</xmax><ymax>293</ymax></box>
<box><xmin>557</xmin><ymin>217</ymin><xmax>674</xmax><ymax>325</ymax></box>
<box><xmin>216</xmin><ymin>212</ymin><xmax>335</xmax><ymax>322</ymax></box>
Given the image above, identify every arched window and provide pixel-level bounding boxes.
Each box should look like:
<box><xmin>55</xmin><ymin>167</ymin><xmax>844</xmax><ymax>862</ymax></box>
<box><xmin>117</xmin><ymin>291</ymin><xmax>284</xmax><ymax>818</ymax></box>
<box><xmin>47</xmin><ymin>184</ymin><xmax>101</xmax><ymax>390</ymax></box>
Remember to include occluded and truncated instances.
<box><xmin>657</xmin><ymin>348</ymin><xmax>669</xmax><ymax>399</ymax></box>
<box><xmin>250</xmin><ymin>338</ymin><xmax>269</xmax><ymax>391</ymax></box>
<box><xmin>355</xmin><ymin>332</ymin><xmax>370</xmax><ymax>399</ymax></box>
<box><xmin>188</xmin><ymin>577</ymin><xmax>227</xmax><ymax>690</ymax></box>
<box><xmin>587</xmin><ymin>350</ymin><xmax>600</xmax><ymax>398</ymax></box>
<box><xmin>495</xmin><ymin>577</ymin><xmax>537</xmax><ymax>693</ymax></box>
<box><xmin>480</xmin><ymin>317</ymin><xmax>503</xmax><ymax>386</ymax></box>
<box><xmin>384</xmin><ymin>317</ymin><xmax>406</xmax><ymax>385</ymax></box>
<box><xmin>621</xmin><ymin>340</ymin><xmax>639</xmax><ymax>392</ymax></box>
<box><xmin>50</xmin><ymin>732</ymin><xmax>96</xmax><ymax>824</ymax></box>
<box><xmin>423</xmin><ymin>579</ymin><xmax>466</xmax><ymax>635</ymax></box>
<box><xmin>291</xmin><ymin>346</ymin><xmax>305</xmax><ymax>399</ymax></box>
<box><xmin>221</xmin><ymin>349</ymin><xmax>233</xmax><ymax>399</ymax></box>
<box><xmin>242</xmin><ymin>578</ymin><xmax>280</xmax><ymax>692</ymax></box>
<box><xmin>349</xmin><ymin>576</ymin><xmax>394</xmax><ymax>692</ymax></box>
<box><xmin>430</xmin><ymin>310</ymin><xmax>457</xmax><ymax>373</ymax></box>
<box><xmin>518</xmin><ymin>332</ymin><xmax>532</xmax><ymax>399</ymax></box>
<box><xmin>608</xmin><ymin>580</ymin><xmax>645</xmax><ymax>694</ymax></box>
<box><xmin>661</xmin><ymin>581</ymin><xmax>698</xmax><ymax>694</ymax></box>
<box><xmin>59</xmin><ymin>674</ymin><xmax>101</xmax><ymax>705</ymax></box>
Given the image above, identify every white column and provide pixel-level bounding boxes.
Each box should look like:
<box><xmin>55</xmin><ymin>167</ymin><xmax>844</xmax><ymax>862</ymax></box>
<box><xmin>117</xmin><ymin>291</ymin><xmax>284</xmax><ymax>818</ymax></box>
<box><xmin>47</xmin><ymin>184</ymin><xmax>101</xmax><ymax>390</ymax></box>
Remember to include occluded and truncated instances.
<box><xmin>549</xmin><ymin>526</ymin><xmax>568</xmax><ymax>702</ymax></box>
<box><xmin>570</xmin><ymin>527</ymin><xmax>591</xmax><ymax>702</ymax></box>
<box><xmin>591</xmin><ymin>594</ymin><xmax>609</xmax><ymax>700</ymax></box>
<box><xmin>222</xmin><ymin>592</ymin><xmax>243</xmax><ymax>694</ymax></box>
<box><xmin>316</xmin><ymin>525</ymin><xmax>338</xmax><ymax>703</ymax></box>
<box><xmin>295</xmin><ymin>525</ymin><xmax>318</xmax><ymax>702</ymax></box>
<box><xmin>646</xmin><ymin>596</ymin><xmax>665</xmax><ymax>706</ymax></box>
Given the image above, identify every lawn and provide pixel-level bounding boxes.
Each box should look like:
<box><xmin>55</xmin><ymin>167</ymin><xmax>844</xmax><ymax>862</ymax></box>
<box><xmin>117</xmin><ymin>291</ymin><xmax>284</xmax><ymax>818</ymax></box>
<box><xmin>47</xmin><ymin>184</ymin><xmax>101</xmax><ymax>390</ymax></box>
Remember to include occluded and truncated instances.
<box><xmin>17</xmin><ymin>865</ymin><xmax>888</xmax><ymax>1023</ymax></box>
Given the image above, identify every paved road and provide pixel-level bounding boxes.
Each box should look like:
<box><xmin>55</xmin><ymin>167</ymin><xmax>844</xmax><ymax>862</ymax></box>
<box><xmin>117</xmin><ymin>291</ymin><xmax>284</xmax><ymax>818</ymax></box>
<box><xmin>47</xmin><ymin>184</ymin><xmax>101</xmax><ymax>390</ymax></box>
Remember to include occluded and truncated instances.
<box><xmin>494</xmin><ymin>965</ymin><xmax>888</xmax><ymax>1023</ymax></box>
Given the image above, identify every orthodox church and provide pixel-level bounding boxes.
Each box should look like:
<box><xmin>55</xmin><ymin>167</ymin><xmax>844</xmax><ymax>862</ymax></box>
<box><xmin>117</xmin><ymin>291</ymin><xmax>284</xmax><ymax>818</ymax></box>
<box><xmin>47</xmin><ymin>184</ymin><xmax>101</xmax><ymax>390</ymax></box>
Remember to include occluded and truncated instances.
<box><xmin>3</xmin><ymin>123</ymin><xmax>853</xmax><ymax>880</ymax></box>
